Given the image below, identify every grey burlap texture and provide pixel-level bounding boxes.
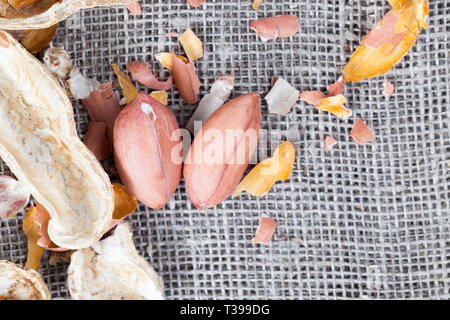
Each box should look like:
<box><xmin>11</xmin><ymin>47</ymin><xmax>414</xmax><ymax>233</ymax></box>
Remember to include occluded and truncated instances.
<box><xmin>0</xmin><ymin>0</ymin><xmax>449</xmax><ymax>299</ymax></box>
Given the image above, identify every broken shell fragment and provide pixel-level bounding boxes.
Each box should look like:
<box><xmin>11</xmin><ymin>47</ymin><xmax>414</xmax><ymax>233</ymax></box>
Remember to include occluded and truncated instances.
<box><xmin>0</xmin><ymin>31</ymin><xmax>114</xmax><ymax>249</ymax></box>
<box><xmin>43</xmin><ymin>45</ymin><xmax>73</xmax><ymax>79</ymax></box>
<box><xmin>383</xmin><ymin>81</ymin><xmax>395</xmax><ymax>97</ymax></box>
<box><xmin>114</xmin><ymin>92</ymin><xmax>182</xmax><ymax>210</ymax></box>
<box><xmin>344</xmin><ymin>0</ymin><xmax>429</xmax><ymax>82</ymax></box>
<box><xmin>253</xmin><ymin>215</ymin><xmax>277</xmax><ymax>245</ymax></box>
<box><xmin>0</xmin><ymin>260</ymin><xmax>50</xmax><ymax>300</ymax></box>
<box><xmin>351</xmin><ymin>119</ymin><xmax>376</xmax><ymax>144</ymax></box>
<box><xmin>127</xmin><ymin>61</ymin><xmax>173</xmax><ymax>91</ymax></box>
<box><xmin>171</xmin><ymin>50</ymin><xmax>201</xmax><ymax>104</ymax></box>
<box><xmin>327</xmin><ymin>76</ymin><xmax>345</xmax><ymax>96</ymax></box>
<box><xmin>112</xmin><ymin>63</ymin><xmax>139</xmax><ymax>103</ymax></box>
<box><xmin>0</xmin><ymin>0</ymin><xmax>137</xmax><ymax>30</ymax></box>
<box><xmin>184</xmin><ymin>93</ymin><xmax>261</xmax><ymax>209</ymax></box>
<box><xmin>67</xmin><ymin>222</ymin><xmax>164</xmax><ymax>300</ymax></box>
<box><xmin>126</xmin><ymin>1</ymin><xmax>141</xmax><ymax>15</ymax></box>
<box><xmin>317</xmin><ymin>95</ymin><xmax>352</xmax><ymax>119</ymax></box>
<box><xmin>67</xmin><ymin>68</ymin><xmax>98</xmax><ymax>99</ymax></box>
<box><xmin>250</xmin><ymin>15</ymin><xmax>301</xmax><ymax>41</ymax></box>
<box><xmin>187</xmin><ymin>0</ymin><xmax>206</xmax><ymax>8</ymax></box>
<box><xmin>324</xmin><ymin>136</ymin><xmax>337</xmax><ymax>151</ymax></box>
<box><xmin>233</xmin><ymin>141</ymin><xmax>295</xmax><ymax>197</ymax></box>
<box><xmin>0</xmin><ymin>175</ymin><xmax>30</xmax><ymax>219</ymax></box>
<box><xmin>186</xmin><ymin>75</ymin><xmax>235</xmax><ymax>135</ymax></box>
<box><xmin>265</xmin><ymin>78</ymin><xmax>299</xmax><ymax>115</ymax></box>
<box><xmin>178</xmin><ymin>28</ymin><xmax>203</xmax><ymax>62</ymax></box>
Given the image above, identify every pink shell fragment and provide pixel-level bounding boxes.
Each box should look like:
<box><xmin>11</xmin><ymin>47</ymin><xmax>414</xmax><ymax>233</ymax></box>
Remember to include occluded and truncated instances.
<box><xmin>127</xmin><ymin>61</ymin><xmax>173</xmax><ymax>91</ymax></box>
<box><xmin>83</xmin><ymin>122</ymin><xmax>111</xmax><ymax>161</ymax></box>
<box><xmin>351</xmin><ymin>119</ymin><xmax>375</xmax><ymax>144</ymax></box>
<box><xmin>126</xmin><ymin>1</ymin><xmax>142</xmax><ymax>15</ymax></box>
<box><xmin>253</xmin><ymin>215</ymin><xmax>277</xmax><ymax>245</ymax></box>
<box><xmin>383</xmin><ymin>81</ymin><xmax>395</xmax><ymax>97</ymax></box>
<box><xmin>324</xmin><ymin>136</ymin><xmax>337</xmax><ymax>151</ymax></box>
<box><xmin>328</xmin><ymin>77</ymin><xmax>345</xmax><ymax>96</ymax></box>
<box><xmin>81</xmin><ymin>82</ymin><xmax>121</xmax><ymax>147</ymax></box>
<box><xmin>187</xmin><ymin>0</ymin><xmax>206</xmax><ymax>8</ymax></box>
<box><xmin>0</xmin><ymin>175</ymin><xmax>30</xmax><ymax>219</ymax></box>
<box><xmin>299</xmin><ymin>91</ymin><xmax>326</xmax><ymax>106</ymax></box>
<box><xmin>250</xmin><ymin>15</ymin><xmax>301</xmax><ymax>40</ymax></box>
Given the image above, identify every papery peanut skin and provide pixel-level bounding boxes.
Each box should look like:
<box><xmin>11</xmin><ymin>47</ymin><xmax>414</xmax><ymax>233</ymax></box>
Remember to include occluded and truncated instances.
<box><xmin>171</xmin><ymin>51</ymin><xmax>201</xmax><ymax>104</ymax></box>
<box><xmin>183</xmin><ymin>93</ymin><xmax>261</xmax><ymax>209</ymax></box>
<box><xmin>114</xmin><ymin>92</ymin><xmax>182</xmax><ymax>210</ymax></box>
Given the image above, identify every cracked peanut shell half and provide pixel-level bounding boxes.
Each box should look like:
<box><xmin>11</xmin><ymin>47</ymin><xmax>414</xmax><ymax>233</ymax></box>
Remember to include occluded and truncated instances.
<box><xmin>0</xmin><ymin>0</ymin><xmax>135</xmax><ymax>30</ymax></box>
<box><xmin>68</xmin><ymin>222</ymin><xmax>164</xmax><ymax>300</ymax></box>
<box><xmin>0</xmin><ymin>260</ymin><xmax>50</xmax><ymax>300</ymax></box>
<box><xmin>0</xmin><ymin>30</ymin><xmax>114</xmax><ymax>249</ymax></box>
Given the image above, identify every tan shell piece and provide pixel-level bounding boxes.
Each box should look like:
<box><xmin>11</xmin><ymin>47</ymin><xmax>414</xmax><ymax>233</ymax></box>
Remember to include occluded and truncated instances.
<box><xmin>0</xmin><ymin>0</ymin><xmax>135</xmax><ymax>30</ymax></box>
<box><xmin>0</xmin><ymin>260</ymin><xmax>50</xmax><ymax>300</ymax></box>
<box><xmin>0</xmin><ymin>30</ymin><xmax>114</xmax><ymax>249</ymax></box>
<box><xmin>68</xmin><ymin>222</ymin><xmax>164</xmax><ymax>300</ymax></box>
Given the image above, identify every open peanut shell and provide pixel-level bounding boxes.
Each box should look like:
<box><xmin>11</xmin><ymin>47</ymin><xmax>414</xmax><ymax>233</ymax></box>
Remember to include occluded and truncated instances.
<box><xmin>0</xmin><ymin>30</ymin><xmax>114</xmax><ymax>249</ymax></box>
<box><xmin>68</xmin><ymin>223</ymin><xmax>164</xmax><ymax>300</ymax></box>
<box><xmin>0</xmin><ymin>260</ymin><xmax>50</xmax><ymax>300</ymax></box>
<box><xmin>0</xmin><ymin>0</ymin><xmax>135</xmax><ymax>30</ymax></box>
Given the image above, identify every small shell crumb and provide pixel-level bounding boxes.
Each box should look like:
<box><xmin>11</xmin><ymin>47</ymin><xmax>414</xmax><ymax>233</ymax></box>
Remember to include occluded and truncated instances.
<box><xmin>253</xmin><ymin>215</ymin><xmax>278</xmax><ymax>245</ymax></box>
<box><xmin>328</xmin><ymin>76</ymin><xmax>345</xmax><ymax>96</ymax></box>
<box><xmin>126</xmin><ymin>1</ymin><xmax>142</xmax><ymax>15</ymax></box>
<box><xmin>252</xmin><ymin>0</ymin><xmax>263</xmax><ymax>10</ymax></box>
<box><xmin>383</xmin><ymin>81</ymin><xmax>395</xmax><ymax>97</ymax></box>
<box><xmin>265</xmin><ymin>77</ymin><xmax>299</xmax><ymax>115</ymax></box>
<box><xmin>324</xmin><ymin>136</ymin><xmax>337</xmax><ymax>151</ymax></box>
<box><xmin>351</xmin><ymin>119</ymin><xmax>375</xmax><ymax>144</ymax></box>
<box><xmin>299</xmin><ymin>90</ymin><xmax>326</xmax><ymax>107</ymax></box>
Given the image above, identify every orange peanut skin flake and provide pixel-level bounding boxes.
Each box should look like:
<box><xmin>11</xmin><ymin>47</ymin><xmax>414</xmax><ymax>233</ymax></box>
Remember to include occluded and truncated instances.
<box><xmin>316</xmin><ymin>95</ymin><xmax>351</xmax><ymax>120</ymax></box>
<box><xmin>112</xmin><ymin>63</ymin><xmax>139</xmax><ymax>103</ymax></box>
<box><xmin>344</xmin><ymin>0</ymin><xmax>428</xmax><ymax>82</ymax></box>
<box><xmin>23</xmin><ymin>206</ymin><xmax>45</xmax><ymax>271</ymax></box>
<box><xmin>233</xmin><ymin>141</ymin><xmax>295</xmax><ymax>197</ymax></box>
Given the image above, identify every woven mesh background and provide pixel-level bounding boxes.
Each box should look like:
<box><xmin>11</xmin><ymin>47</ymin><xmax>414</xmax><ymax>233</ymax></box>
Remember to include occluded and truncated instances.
<box><xmin>0</xmin><ymin>0</ymin><xmax>449</xmax><ymax>300</ymax></box>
